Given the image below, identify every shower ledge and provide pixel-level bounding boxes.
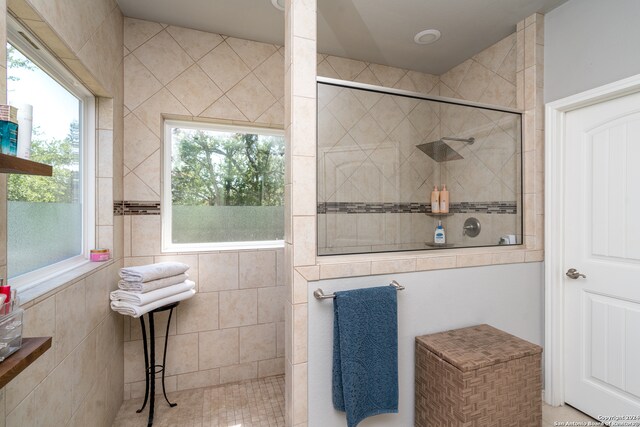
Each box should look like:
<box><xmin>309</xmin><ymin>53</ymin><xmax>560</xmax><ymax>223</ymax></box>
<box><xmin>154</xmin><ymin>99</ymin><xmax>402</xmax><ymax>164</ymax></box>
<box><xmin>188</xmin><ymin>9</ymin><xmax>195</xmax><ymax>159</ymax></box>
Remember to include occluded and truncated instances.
<box><xmin>303</xmin><ymin>247</ymin><xmax>543</xmax><ymax>281</ymax></box>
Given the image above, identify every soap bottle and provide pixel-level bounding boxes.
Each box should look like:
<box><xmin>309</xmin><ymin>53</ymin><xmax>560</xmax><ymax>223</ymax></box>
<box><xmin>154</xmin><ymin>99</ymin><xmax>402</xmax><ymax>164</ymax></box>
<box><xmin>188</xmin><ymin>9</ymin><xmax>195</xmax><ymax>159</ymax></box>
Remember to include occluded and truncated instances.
<box><xmin>430</xmin><ymin>185</ymin><xmax>440</xmax><ymax>213</ymax></box>
<box><xmin>434</xmin><ymin>220</ymin><xmax>446</xmax><ymax>244</ymax></box>
<box><xmin>440</xmin><ymin>184</ymin><xmax>449</xmax><ymax>213</ymax></box>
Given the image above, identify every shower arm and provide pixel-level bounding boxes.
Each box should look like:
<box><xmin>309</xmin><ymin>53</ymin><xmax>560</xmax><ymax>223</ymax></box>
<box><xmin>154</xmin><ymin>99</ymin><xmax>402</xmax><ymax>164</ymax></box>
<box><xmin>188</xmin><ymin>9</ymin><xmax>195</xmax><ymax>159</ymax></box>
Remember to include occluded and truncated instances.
<box><xmin>440</xmin><ymin>136</ymin><xmax>475</xmax><ymax>145</ymax></box>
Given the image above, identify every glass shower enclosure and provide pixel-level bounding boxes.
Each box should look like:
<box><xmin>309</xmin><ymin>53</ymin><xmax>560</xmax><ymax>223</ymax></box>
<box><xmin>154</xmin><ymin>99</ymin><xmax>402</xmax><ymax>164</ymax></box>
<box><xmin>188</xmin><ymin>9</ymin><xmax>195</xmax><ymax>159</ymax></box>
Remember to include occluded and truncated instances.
<box><xmin>317</xmin><ymin>78</ymin><xmax>523</xmax><ymax>256</ymax></box>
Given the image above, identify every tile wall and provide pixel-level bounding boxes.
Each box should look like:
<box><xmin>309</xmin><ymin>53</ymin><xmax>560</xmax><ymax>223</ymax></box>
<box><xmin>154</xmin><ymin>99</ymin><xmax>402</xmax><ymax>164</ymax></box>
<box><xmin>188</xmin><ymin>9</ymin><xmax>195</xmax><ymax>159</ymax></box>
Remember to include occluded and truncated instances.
<box><xmin>0</xmin><ymin>4</ymin><xmax>545</xmax><ymax>427</ymax></box>
<box><xmin>122</xmin><ymin>18</ymin><xmax>286</xmax><ymax>398</ymax></box>
<box><xmin>284</xmin><ymin>0</ymin><xmax>317</xmax><ymax>423</ymax></box>
<box><xmin>286</xmin><ymin>7</ymin><xmax>545</xmax><ymax>424</ymax></box>
<box><xmin>0</xmin><ymin>0</ymin><xmax>125</xmax><ymax>426</ymax></box>
<box><xmin>519</xmin><ymin>14</ymin><xmax>545</xmax><ymax>252</ymax></box>
<box><xmin>317</xmin><ymin>35</ymin><xmax>521</xmax><ymax>252</ymax></box>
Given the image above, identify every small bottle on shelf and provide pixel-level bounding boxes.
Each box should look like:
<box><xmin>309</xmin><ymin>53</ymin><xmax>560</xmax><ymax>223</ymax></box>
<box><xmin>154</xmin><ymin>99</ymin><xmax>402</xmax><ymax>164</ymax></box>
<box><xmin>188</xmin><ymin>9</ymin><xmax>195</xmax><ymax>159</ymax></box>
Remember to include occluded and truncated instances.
<box><xmin>431</xmin><ymin>185</ymin><xmax>440</xmax><ymax>213</ymax></box>
<box><xmin>434</xmin><ymin>220</ymin><xmax>446</xmax><ymax>244</ymax></box>
<box><xmin>440</xmin><ymin>184</ymin><xmax>449</xmax><ymax>213</ymax></box>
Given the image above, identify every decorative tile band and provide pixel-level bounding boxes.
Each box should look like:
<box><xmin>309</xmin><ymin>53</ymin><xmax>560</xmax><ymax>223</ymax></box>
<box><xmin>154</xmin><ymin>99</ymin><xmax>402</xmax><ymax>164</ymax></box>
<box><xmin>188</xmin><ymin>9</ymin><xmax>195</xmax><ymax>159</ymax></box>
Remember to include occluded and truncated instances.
<box><xmin>317</xmin><ymin>201</ymin><xmax>518</xmax><ymax>215</ymax></box>
<box><xmin>114</xmin><ymin>200</ymin><xmax>516</xmax><ymax>215</ymax></box>
<box><xmin>114</xmin><ymin>201</ymin><xmax>124</xmax><ymax>216</ymax></box>
<box><xmin>114</xmin><ymin>201</ymin><xmax>161</xmax><ymax>216</ymax></box>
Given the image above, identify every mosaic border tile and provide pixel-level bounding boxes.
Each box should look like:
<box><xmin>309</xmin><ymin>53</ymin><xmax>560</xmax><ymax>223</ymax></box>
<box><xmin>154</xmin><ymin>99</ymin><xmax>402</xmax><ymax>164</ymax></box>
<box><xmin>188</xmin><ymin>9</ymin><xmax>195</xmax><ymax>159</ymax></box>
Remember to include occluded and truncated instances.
<box><xmin>114</xmin><ymin>201</ymin><xmax>161</xmax><ymax>216</ymax></box>
<box><xmin>317</xmin><ymin>201</ymin><xmax>517</xmax><ymax>215</ymax></box>
<box><xmin>114</xmin><ymin>201</ymin><xmax>124</xmax><ymax>216</ymax></box>
<box><xmin>115</xmin><ymin>201</ymin><xmax>516</xmax><ymax>216</ymax></box>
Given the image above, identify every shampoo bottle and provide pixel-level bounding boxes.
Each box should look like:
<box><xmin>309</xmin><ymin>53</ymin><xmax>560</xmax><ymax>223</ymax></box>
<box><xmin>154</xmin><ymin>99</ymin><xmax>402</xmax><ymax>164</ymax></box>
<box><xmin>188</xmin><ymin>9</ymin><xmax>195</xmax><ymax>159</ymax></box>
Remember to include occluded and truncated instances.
<box><xmin>431</xmin><ymin>185</ymin><xmax>440</xmax><ymax>213</ymax></box>
<box><xmin>440</xmin><ymin>184</ymin><xmax>449</xmax><ymax>213</ymax></box>
<box><xmin>434</xmin><ymin>220</ymin><xmax>446</xmax><ymax>244</ymax></box>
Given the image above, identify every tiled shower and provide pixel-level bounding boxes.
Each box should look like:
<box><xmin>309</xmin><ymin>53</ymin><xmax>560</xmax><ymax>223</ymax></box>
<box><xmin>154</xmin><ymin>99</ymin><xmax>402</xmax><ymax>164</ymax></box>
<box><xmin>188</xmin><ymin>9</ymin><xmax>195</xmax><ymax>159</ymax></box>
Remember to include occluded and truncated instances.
<box><xmin>317</xmin><ymin>81</ymin><xmax>522</xmax><ymax>255</ymax></box>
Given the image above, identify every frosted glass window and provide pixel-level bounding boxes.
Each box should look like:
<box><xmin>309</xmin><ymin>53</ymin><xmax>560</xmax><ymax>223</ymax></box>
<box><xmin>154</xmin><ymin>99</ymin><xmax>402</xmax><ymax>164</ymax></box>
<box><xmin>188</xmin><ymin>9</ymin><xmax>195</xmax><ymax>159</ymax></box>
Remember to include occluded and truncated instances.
<box><xmin>6</xmin><ymin>43</ymin><xmax>83</xmax><ymax>278</ymax></box>
<box><xmin>165</xmin><ymin>121</ymin><xmax>284</xmax><ymax>246</ymax></box>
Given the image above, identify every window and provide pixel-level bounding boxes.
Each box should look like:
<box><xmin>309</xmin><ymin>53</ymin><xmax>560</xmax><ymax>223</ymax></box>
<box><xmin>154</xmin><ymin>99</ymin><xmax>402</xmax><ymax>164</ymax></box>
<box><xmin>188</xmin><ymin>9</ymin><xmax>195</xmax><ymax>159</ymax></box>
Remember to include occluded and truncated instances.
<box><xmin>163</xmin><ymin>120</ymin><xmax>285</xmax><ymax>251</ymax></box>
<box><xmin>6</xmin><ymin>19</ymin><xmax>95</xmax><ymax>287</ymax></box>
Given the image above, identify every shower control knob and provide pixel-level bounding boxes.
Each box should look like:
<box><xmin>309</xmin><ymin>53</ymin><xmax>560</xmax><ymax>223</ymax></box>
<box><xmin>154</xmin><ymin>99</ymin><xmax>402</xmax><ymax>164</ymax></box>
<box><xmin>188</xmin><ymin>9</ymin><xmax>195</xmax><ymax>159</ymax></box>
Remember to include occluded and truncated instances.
<box><xmin>462</xmin><ymin>217</ymin><xmax>481</xmax><ymax>237</ymax></box>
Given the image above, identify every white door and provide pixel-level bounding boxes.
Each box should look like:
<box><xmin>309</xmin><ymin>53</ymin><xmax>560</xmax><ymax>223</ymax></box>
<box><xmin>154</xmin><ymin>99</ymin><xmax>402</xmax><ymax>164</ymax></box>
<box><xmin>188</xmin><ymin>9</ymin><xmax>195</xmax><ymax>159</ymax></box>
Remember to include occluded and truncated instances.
<box><xmin>564</xmin><ymin>90</ymin><xmax>640</xmax><ymax>417</ymax></box>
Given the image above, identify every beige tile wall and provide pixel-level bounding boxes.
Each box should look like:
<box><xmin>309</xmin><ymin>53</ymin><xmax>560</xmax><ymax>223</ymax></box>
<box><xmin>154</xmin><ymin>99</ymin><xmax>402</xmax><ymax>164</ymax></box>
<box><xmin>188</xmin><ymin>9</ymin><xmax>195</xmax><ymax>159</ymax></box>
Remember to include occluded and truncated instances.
<box><xmin>122</xmin><ymin>18</ymin><xmax>286</xmax><ymax>398</ymax></box>
<box><xmin>0</xmin><ymin>0</ymin><xmax>125</xmax><ymax>426</ymax></box>
<box><xmin>439</xmin><ymin>33</ymin><xmax>517</xmax><ymax>106</ymax></box>
<box><xmin>437</xmin><ymin>35</ymin><xmax>522</xmax><ymax>248</ymax></box>
<box><xmin>519</xmin><ymin>14</ymin><xmax>545</xmax><ymax>251</ymax></box>
<box><xmin>284</xmin><ymin>0</ymin><xmax>318</xmax><ymax>423</ymax></box>
<box><xmin>318</xmin><ymin>85</ymin><xmax>440</xmax><ymax>205</ymax></box>
<box><xmin>122</xmin><ymin>249</ymin><xmax>285</xmax><ymax>398</ymax></box>
<box><xmin>317</xmin><ymin>35</ymin><xmax>522</xmax><ymax>251</ymax></box>
<box><xmin>286</xmin><ymin>8</ymin><xmax>545</xmax><ymax>424</ymax></box>
<box><xmin>5</xmin><ymin>263</ymin><xmax>124</xmax><ymax>427</ymax></box>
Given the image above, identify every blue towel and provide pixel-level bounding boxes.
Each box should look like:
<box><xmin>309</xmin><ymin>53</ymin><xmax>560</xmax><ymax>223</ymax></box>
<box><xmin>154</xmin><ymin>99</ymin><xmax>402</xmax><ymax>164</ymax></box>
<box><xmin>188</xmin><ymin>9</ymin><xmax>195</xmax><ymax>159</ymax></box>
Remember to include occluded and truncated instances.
<box><xmin>332</xmin><ymin>286</ymin><xmax>399</xmax><ymax>427</ymax></box>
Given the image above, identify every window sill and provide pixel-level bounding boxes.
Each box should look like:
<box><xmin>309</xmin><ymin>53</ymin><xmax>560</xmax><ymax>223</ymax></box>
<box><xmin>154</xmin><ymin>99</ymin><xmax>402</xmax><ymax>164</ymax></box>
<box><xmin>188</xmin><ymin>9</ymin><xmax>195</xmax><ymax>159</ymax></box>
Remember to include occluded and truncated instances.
<box><xmin>15</xmin><ymin>257</ymin><xmax>115</xmax><ymax>305</ymax></box>
<box><xmin>163</xmin><ymin>240</ymin><xmax>285</xmax><ymax>253</ymax></box>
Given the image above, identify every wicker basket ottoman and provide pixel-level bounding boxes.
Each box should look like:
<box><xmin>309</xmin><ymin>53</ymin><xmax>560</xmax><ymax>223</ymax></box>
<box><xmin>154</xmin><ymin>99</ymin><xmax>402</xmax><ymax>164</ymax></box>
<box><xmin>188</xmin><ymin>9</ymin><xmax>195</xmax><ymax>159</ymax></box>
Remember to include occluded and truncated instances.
<box><xmin>415</xmin><ymin>324</ymin><xmax>542</xmax><ymax>427</ymax></box>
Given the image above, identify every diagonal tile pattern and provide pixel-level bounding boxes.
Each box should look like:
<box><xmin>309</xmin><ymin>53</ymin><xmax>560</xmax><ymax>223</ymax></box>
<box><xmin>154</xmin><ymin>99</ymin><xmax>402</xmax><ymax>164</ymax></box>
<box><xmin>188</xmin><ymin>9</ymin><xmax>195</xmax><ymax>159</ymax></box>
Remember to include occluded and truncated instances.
<box><xmin>166</xmin><ymin>25</ymin><xmax>224</xmax><ymax>61</ymax></box>
<box><xmin>439</xmin><ymin>33</ymin><xmax>517</xmax><ymax>107</ymax></box>
<box><xmin>133</xmin><ymin>30</ymin><xmax>194</xmax><ymax>85</ymax></box>
<box><xmin>198</xmin><ymin>42</ymin><xmax>251</xmax><ymax>93</ymax></box>
<box><xmin>227</xmin><ymin>73</ymin><xmax>277</xmax><ymax>121</ymax></box>
<box><xmin>166</xmin><ymin>64</ymin><xmax>223</xmax><ymax>116</ymax></box>
<box><xmin>123</xmin><ymin>19</ymin><xmax>286</xmax><ymax>401</ymax></box>
<box><xmin>123</xmin><ymin>18</ymin><xmax>285</xmax><ymax>202</ymax></box>
<box><xmin>317</xmin><ymin>36</ymin><xmax>520</xmax><ymax>252</ymax></box>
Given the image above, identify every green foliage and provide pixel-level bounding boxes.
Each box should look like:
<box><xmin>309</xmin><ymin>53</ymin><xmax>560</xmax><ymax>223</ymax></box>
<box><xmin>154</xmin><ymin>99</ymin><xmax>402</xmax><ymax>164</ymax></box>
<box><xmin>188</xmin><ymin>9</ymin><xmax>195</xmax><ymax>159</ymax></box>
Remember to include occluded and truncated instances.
<box><xmin>7</xmin><ymin>44</ymin><xmax>35</xmax><ymax>82</ymax></box>
<box><xmin>6</xmin><ymin>42</ymin><xmax>81</xmax><ymax>204</ymax></box>
<box><xmin>7</xmin><ymin>122</ymin><xmax>80</xmax><ymax>203</ymax></box>
<box><xmin>171</xmin><ymin>129</ymin><xmax>284</xmax><ymax>207</ymax></box>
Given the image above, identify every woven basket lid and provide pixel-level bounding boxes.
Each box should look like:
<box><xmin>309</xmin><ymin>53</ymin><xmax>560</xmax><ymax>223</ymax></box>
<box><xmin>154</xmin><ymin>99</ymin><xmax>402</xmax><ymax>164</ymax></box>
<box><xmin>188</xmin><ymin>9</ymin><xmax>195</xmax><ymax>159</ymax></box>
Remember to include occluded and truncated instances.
<box><xmin>416</xmin><ymin>324</ymin><xmax>542</xmax><ymax>372</ymax></box>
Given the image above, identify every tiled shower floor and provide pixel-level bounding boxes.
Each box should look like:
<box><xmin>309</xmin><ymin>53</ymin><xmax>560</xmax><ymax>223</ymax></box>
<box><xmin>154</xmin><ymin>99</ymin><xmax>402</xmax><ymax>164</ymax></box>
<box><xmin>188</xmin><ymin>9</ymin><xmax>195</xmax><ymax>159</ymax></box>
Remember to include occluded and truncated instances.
<box><xmin>112</xmin><ymin>375</ymin><xmax>595</xmax><ymax>427</ymax></box>
<box><xmin>113</xmin><ymin>375</ymin><xmax>285</xmax><ymax>427</ymax></box>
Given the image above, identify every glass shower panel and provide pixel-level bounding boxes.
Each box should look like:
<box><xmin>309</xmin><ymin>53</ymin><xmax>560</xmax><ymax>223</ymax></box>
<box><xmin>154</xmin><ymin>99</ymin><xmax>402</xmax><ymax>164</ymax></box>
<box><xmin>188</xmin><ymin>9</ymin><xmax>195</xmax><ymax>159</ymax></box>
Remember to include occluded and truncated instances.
<box><xmin>317</xmin><ymin>81</ymin><xmax>522</xmax><ymax>256</ymax></box>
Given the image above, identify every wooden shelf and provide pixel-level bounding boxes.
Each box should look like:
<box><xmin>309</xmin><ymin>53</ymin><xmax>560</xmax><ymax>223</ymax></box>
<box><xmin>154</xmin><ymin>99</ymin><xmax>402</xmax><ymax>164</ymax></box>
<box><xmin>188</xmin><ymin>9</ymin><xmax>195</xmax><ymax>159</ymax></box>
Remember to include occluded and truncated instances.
<box><xmin>0</xmin><ymin>153</ymin><xmax>52</xmax><ymax>176</ymax></box>
<box><xmin>425</xmin><ymin>212</ymin><xmax>453</xmax><ymax>217</ymax></box>
<box><xmin>0</xmin><ymin>337</ymin><xmax>52</xmax><ymax>389</ymax></box>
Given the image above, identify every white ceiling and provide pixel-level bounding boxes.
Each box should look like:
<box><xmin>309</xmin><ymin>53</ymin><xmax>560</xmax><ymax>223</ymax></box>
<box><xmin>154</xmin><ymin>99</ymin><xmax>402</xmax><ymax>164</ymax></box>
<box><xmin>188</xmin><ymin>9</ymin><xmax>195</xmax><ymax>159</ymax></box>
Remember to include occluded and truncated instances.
<box><xmin>116</xmin><ymin>0</ymin><xmax>568</xmax><ymax>75</ymax></box>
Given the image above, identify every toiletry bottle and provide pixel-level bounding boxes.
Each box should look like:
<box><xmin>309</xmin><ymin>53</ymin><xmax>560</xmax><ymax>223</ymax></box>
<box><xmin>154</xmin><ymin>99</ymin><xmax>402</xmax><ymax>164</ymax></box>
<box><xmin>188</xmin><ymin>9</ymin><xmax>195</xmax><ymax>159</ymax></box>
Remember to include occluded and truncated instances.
<box><xmin>431</xmin><ymin>185</ymin><xmax>440</xmax><ymax>213</ymax></box>
<box><xmin>0</xmin><ymin>280</ymin><xmax>10</xmax><ymax>315</ymax></box>
<box><xmin>434</xmin><ymin>220</ymin><xmax>446</xmax><ymax>244</ymax></box>
<box><xmin>440</xmin><ymin>184</ymin><xmax>449</xmax><ymax>213</ymax></box>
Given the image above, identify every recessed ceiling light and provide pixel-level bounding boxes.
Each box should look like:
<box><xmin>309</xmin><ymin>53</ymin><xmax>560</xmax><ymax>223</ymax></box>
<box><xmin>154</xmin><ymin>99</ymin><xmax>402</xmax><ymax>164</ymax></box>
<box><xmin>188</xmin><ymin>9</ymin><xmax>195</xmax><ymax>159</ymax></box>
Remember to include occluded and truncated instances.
<box><xmin>271</xmin><ymin>0</ymin><xmax>285</xmax><ymax>11</ymax></box>
<box><xmin>414</xmin><ymin>29</ymin><xmax>441</xmax><ymax>45</ymax></box>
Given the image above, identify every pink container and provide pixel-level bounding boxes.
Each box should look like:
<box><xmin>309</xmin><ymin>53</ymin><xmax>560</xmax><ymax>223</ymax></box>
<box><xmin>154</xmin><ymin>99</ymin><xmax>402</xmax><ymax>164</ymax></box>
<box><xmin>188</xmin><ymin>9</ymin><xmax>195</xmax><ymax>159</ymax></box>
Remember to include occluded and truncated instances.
<box><xmin>90</xmin><ymin>249</ymin><xmax>110</xmax><ymax>262</ymax></box>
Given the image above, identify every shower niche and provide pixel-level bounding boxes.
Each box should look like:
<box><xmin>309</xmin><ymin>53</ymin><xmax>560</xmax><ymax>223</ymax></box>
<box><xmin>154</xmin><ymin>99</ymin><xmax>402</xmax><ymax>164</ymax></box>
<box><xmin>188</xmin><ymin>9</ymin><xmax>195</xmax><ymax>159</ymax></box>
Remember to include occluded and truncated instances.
<box><xmin>317</xmin><ymin>79</ymin><xmax>523</xmax><ymax>256</ymax></box>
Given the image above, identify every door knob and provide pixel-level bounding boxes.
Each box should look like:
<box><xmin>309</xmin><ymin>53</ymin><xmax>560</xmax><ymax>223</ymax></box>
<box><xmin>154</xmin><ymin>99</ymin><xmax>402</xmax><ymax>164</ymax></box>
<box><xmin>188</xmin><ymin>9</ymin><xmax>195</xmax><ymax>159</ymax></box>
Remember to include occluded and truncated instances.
<box><xmin>566</xmin><ymin>268</ymin><xmax>586</xmax><ymax>279</ymax></box>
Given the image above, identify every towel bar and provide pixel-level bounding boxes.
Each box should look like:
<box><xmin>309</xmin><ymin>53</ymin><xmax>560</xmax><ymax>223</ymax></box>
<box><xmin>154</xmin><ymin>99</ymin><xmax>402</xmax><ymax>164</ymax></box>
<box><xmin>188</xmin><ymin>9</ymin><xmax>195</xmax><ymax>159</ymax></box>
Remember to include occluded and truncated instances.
<box><xmin>313</xmin><ymin>280</ymin><xmax>405</xmax><ymax>300</ymax></box>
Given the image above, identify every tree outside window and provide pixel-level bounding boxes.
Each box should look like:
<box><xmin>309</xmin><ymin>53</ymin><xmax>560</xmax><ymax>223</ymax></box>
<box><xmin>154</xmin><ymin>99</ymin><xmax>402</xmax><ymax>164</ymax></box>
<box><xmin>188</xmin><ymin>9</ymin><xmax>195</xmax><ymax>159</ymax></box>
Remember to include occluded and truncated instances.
<box><xmin>168</xmin><ymin>123</ymin><xmax>285</xmax><ymax>245</ymax></box>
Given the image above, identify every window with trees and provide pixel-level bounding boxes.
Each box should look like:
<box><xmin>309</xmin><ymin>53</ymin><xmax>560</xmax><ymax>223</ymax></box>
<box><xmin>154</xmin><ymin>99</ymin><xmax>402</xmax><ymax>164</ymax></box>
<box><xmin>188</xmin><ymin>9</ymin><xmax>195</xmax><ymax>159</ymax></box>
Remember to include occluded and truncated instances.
<box><xmin>6</xmin><ymin>21</ymin><xmax>94</xmax><ymax>284</ymax></box>
<box><xmin>163</xmin><ymin>121</ymin><xmax>285</xmax><ymax>250</ymax></box>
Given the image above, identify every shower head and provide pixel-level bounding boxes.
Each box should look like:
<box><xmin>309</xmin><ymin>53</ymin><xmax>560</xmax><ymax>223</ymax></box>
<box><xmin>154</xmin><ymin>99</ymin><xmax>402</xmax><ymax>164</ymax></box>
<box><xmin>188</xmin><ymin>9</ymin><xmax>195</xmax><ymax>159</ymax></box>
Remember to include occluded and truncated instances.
<box><xmin>416</xmin><ymin>136</ymin><xmax>475</xmax><ymax>162</ymax></box>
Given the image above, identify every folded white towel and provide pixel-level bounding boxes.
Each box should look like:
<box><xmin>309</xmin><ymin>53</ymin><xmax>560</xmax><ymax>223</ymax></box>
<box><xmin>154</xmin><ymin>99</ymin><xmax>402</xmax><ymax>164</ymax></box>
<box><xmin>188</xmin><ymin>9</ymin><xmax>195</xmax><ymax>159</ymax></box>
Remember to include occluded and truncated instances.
<box><xmin>110</xmin><ymin>288</ymin><xmax>196</xmax><ymax>318</ymax></box>
<box><xmin>119</xmin><ymin>262</ymin><xmax>189</xmax><ymax>283</ymax></box>
<box><xmin>111</xmin><ymin>280</ymin><xmax>195</xmax><ymax>305</ymax></box>
<box><xmin>117</xmin><ymin>273</ymin><xmax>189</xmax><ymax>293</ymax></box>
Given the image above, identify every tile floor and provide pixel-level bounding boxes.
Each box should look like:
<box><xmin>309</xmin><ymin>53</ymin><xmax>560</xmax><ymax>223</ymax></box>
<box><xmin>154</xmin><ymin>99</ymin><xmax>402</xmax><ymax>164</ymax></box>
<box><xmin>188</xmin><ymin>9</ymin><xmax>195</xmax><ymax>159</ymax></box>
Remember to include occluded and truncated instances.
<box><xmin>113</xmin><ymin>375</ymin><xmax>285</xmax><ymax>427</ymax></box>
<box><xmin>113</xmin><ymin>375</ymin><xmax>597</xmax><ymax>427</ymax></box>
<box><xmin>543</xmin><ymin>402</ymin><xmax>600</xmax><ymax>426</ymax></box>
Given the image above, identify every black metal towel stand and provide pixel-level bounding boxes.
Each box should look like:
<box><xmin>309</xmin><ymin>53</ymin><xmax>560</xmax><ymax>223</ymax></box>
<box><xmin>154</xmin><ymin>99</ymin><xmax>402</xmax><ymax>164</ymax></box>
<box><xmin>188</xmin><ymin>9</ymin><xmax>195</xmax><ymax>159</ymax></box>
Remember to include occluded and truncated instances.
<box><xmin>136</xmin><ymin>301</ymin><xmax>180</xmax><ymax>426</ymax></box>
